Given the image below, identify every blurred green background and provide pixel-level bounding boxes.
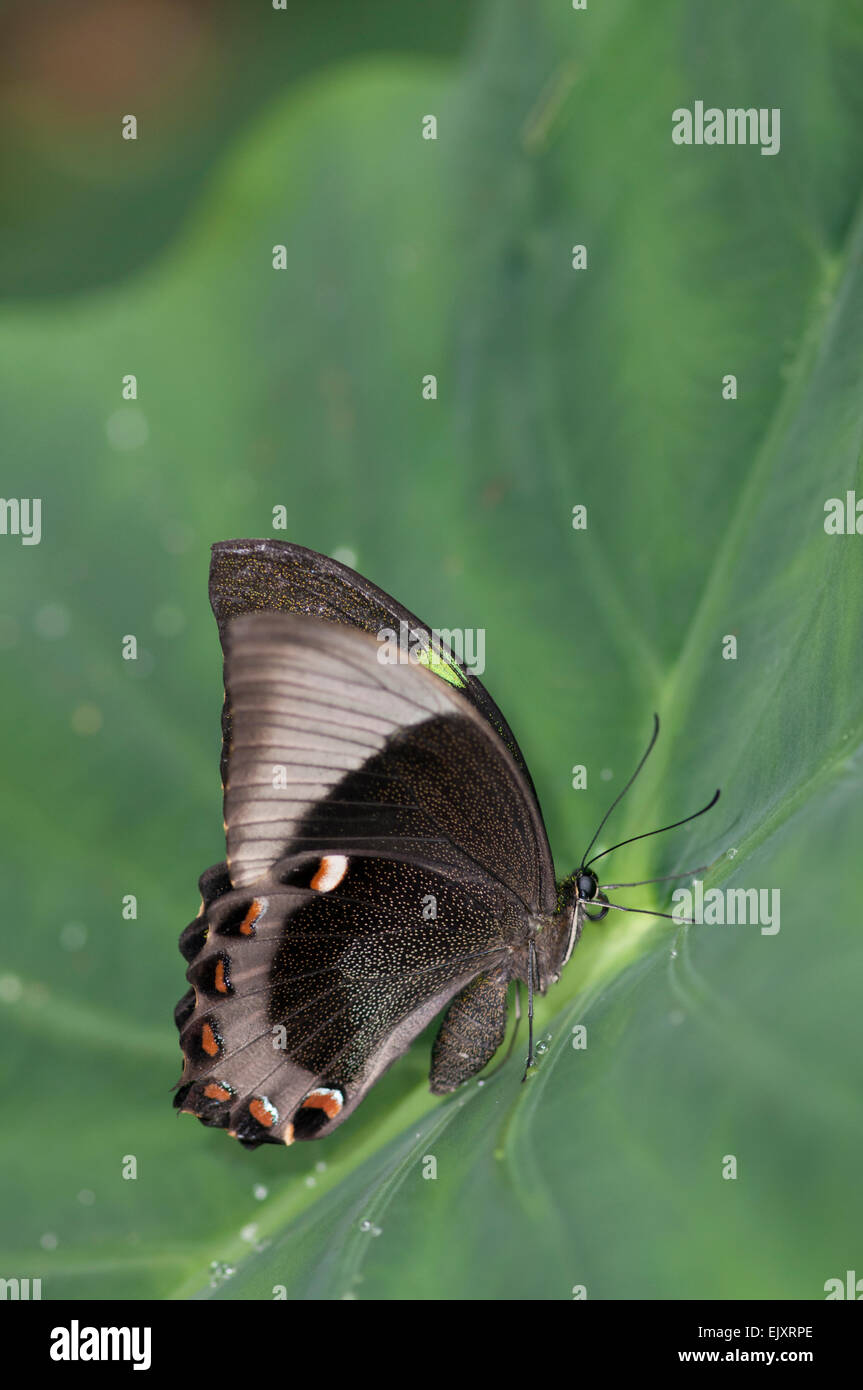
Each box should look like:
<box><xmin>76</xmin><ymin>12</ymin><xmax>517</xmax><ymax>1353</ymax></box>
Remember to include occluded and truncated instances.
<box><xmin>1</xmin><ymin>0</ymin><xmax>863</xmax><ymax>1301</ymax></box>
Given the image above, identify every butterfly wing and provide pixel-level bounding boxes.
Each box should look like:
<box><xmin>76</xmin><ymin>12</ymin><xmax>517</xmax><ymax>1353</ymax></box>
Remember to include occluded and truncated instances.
<box><xmin>175</xmin><ymin>858</ymin><xmax>513</xmax><ymax>1145</ymax></box>
<box><xmin>175</xmin><ymin>612</ymin><xmax>556</xmax><ymax>1144</ymax></box>
<box><xmin>208</xmin><ymin>538</ymin><xmax>540</xmax><ymax>800</ymax></box>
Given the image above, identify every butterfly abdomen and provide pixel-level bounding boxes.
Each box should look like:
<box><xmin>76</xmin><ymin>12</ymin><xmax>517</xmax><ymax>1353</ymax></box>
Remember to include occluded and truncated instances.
<box><xmin>429</xmin><ymin>970</ymin><xmax>510</xmax><ymax>1094</ymax></box>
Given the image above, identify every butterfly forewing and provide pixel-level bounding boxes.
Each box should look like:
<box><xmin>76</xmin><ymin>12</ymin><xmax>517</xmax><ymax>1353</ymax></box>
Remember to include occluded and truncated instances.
<box><xmin>223</xmin><ymin>613</ymin><xmax>555</xmax><ymax>910</ymax></box>
<box><xmin>209</xmin><ymin>538</ymin><xmax>541</xmax><ymax>800</ymax></box>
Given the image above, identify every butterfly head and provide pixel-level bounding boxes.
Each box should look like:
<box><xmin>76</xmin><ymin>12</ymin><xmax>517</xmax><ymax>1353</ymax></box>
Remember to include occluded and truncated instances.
<box><xmin>571</xmin><ymin>868</ymin><xmax>610</xmax><ymax>923</ymax></box>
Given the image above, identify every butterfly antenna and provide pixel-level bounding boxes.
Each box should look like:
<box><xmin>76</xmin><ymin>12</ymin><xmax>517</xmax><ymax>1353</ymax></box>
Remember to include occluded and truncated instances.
<box><xmin>579</xmin><ymin>713</ymin><xmax>660</xmax><ymax>868</ymax></box>
<box><xmin>584</xmin><ymin>788</ymin><xmax>721</xmax><ymax>871</ymax></box>
<box><xmin>600</xmin><ymin>861</ymin><xmax>714</xmax><ymax>890</ymax></box>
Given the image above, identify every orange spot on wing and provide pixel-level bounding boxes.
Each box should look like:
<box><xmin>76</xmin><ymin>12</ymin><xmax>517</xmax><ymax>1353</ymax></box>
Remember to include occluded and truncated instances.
<box><xmin>249</xmin><ymin>1097</ymin><xmax>277</xmax><ymax>1128</ymax></box>
<box><xmin>201</xmin><ymin>1023</ymin><xmax>220</xmax><ymax>1057</ymax></box>
<box><xmin>301</xmin><ymin>1087</ymin><xmax>343</xmax><ymax>1120</ymax></box>
<box><xmin>214</xmin><ymin>959</ymin><xmax>228</xmax><ymax>994</ymax></box>
<box><xmin>203</xmin><ymin>1082</ymin><xmax>232</xmax><ymax>1102</ymax></box>
<box><xmin>240</xmin><ymin>900</ymin><xmax>263</xmax><ymax>936</ymax></box>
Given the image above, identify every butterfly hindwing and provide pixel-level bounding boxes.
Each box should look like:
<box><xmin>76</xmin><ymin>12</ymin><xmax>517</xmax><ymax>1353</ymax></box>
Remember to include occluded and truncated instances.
<box><xmin>175</xmin><ymin>854</ymin><xmax>517</xmax><ymax>1144</ymax></box>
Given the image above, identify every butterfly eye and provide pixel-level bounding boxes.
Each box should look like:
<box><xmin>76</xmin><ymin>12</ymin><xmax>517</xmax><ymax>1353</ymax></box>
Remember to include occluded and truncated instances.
<box><xmin>577</xmin><ymin>872</ymin><xmax>598</xmax><ymax>899</ymax></box>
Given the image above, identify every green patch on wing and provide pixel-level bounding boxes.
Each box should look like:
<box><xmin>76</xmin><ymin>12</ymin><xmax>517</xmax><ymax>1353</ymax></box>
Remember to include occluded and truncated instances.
<box><xmin>415</xmin><ymin>643</ymin><xmax>467</xmax><ymax>688</ymax></box>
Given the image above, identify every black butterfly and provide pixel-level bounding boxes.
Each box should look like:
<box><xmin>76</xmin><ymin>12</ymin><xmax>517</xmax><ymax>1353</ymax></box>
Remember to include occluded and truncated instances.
<box><xmin>174</xmin><ymin>539</ymin><xmax>719</xmax><ymax>1147</ymax></box>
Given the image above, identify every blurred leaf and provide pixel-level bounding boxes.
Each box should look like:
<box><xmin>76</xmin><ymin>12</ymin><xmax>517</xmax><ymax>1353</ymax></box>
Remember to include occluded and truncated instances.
<box><xmin>1</xmin><ymin>0</ymin><xmax>862</xmax><ymax>1300</ymax></box>
<box><xmin>0</xmin><ymin>0</ymin><xmax>475</xmax><ymax>298</ymax></box>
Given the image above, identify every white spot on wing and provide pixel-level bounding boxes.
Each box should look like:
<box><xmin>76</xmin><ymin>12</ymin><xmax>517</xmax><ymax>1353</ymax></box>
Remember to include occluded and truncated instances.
<box><xmin>310</xmin><ymin>855</ymin><xmax>349</xmax><ymax>893</ymax></box>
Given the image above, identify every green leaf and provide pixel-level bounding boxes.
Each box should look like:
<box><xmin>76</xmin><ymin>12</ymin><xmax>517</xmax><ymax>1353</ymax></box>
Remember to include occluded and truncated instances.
<box><xmin>2</xmin><ymin>0</ymin><xmax>862</xmax><ymax>1300</ymax></box>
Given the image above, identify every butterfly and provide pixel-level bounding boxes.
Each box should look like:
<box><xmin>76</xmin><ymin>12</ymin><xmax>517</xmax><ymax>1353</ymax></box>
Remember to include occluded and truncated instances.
<box><xmin>174</xmin><ymin>539</ymin><xmax>719</xmax><ymax>1147</ymax></box>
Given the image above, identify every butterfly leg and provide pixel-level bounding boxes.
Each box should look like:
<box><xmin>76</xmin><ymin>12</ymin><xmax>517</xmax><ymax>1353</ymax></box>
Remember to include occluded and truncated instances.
<box><xmin>520</xmin><ymin>939</ymin><xmax>540</xmax><ymax>1082</ymax></box>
